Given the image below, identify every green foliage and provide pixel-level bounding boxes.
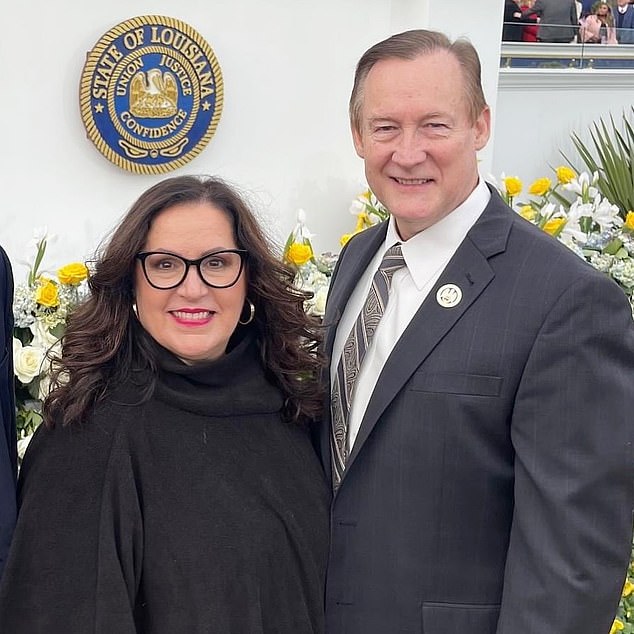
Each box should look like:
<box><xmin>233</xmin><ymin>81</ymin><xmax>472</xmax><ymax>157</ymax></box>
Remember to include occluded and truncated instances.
<box><xmin>566</xmin><ymin>108</ymin><xmax>634</xmax><ymax>219</ymax></box>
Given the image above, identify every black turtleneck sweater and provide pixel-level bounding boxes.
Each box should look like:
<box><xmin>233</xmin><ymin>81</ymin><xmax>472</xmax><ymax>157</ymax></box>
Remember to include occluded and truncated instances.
<box><xmin>0</xmin><ymin>333</ymin><xmax>330</xmax><ymax>633</ymax></box>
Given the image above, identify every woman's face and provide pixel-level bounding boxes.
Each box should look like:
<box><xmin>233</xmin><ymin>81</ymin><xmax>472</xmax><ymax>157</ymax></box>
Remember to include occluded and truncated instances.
<box><xmin>596</xmin><ymin>3</ymin><xmax>609</xmax><ymax>15</ymax></box>
<box><xmin>134</xmin><ymin>201</ymin><xmax>248</xmax><ymax>364</ymax></box>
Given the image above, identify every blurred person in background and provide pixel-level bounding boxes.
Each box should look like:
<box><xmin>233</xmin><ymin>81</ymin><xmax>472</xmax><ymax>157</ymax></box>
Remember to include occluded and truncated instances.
<box><xmin>615</xmin><ymin>0</ymin><xmax>634</xmax><ymax>42</ymax></box>
<box><xmin>503</xmin><ymin>0</ymin><xmax>525</xmax><ymax>41</ymax></box>
<box><xmin>520</xmin><ymin>0</ymin><xmax>541</xmax><ymax>40</ymax></box>
<box><xmin>580</xmin><ymin>1</ymin><xmax>618</xmax><ymax>42</ymax></box>
<box><xmin>523</xmin><ymin>0</ymin><xmax>580</xmax><ymax>41</ymax></box>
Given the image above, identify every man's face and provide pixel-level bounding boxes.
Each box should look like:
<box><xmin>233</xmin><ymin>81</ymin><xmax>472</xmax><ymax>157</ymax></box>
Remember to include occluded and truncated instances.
<box><xmin>617</xmin><ymin>0</ymin><xmax>627</xmax><ymax>7</ymax></box>
<box><xmin>352</xmin><ymin>52</ymin><xmax>490</xmax><ymax>240</ymax></box>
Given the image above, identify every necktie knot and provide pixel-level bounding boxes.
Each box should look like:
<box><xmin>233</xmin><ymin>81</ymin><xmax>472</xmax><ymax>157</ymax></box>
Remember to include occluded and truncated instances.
<box><xmin>376</xmin><ymin>243</ymin><xmax>406</xmax><ymax>296</ymax></box>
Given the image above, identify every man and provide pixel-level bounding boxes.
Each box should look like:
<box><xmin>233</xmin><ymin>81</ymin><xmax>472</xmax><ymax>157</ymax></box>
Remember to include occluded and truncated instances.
<box><xmin>0</xmin><ymin>245</ymin><xmax>16</xmax><ymax>580</ymax></box>
<box><xmin>321</xmin><ymin>29</ymin><xmax>634</xmax><ymax>634</ymax></box>
<box><xmin>522</xmin><ymin>0</ymin><xmax>579</xmax><ymax>41</ymax></box>
<box><xmin>502</xmin><ymin>0</ymin><xmax>524</xmax><ymax>41</ymax></box>
<box><xmin>615</xmin><ymin>0</ymin><xmax>634</xmax><ymax>42</ymax></box>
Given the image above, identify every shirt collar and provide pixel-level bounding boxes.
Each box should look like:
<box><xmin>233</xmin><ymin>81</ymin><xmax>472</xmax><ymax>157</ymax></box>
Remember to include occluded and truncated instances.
<box><xmin>384</xmin><ymin>179</ymin><xmax>491</xmax><ymax>290</ymax></box>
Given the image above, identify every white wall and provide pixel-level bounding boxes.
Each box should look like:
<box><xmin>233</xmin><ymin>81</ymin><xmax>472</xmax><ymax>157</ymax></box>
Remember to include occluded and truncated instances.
<box><xmin>1</xmin><ymin>0</ymin><xmax>506</xmax><ymax>278</ymax></box>
<box><xmin>492</xmin><ymin>69</ymin><xmax>634</xmax><ymax>188</ymax></box>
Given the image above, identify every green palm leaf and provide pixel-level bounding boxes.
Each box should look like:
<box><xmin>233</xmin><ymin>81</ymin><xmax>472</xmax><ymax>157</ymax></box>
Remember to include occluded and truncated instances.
<box><xmin>564</xmin><ymin>107</ymin><xmax>634</xmax><ymax>218</ymax></box>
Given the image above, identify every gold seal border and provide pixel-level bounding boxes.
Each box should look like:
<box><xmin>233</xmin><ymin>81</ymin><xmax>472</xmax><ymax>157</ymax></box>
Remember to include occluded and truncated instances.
<box><xmin>79</xmin><ymin>15</ymin><xmax>224</xmax><ymax>175</ymax></box>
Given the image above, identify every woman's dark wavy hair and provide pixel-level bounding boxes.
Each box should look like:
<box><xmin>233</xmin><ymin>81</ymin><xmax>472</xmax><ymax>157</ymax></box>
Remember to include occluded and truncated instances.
<box><xmin>44</xmin><ymin>175</ymin><xmax>324</xmax><ymax>427</ymax></box>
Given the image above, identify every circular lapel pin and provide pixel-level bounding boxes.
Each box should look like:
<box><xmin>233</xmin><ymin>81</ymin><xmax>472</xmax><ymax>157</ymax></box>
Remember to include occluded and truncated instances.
<box><xmin>436</xmin><ymin>283</ymin><xmax>462</xmax><ymax>308</ymax></box>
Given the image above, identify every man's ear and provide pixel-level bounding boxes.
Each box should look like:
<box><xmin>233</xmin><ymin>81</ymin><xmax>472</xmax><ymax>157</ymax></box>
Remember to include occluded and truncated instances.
<box><xmin>351</xmin><ymin>124</ymin><xmax>365</xmax><ymax>159</ymax></box>
<box><xmin>474</xmin><ymin>106</ymin><xmax>491</xmax><ymax>151</ymax></box>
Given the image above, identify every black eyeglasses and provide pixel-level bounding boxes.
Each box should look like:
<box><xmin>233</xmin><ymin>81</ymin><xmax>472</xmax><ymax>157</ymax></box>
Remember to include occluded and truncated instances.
<box><xmin>136</xmin><ymin>250</ymin><xmax>248</xmax><ymax>290</ymax></box>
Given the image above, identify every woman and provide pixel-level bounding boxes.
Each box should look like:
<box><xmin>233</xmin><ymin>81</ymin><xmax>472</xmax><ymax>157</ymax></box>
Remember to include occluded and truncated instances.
<box><xmin>520</xmin><ymin>0</ymin><xmax>540</xmax><ymax>41</ymax></box>
<box><xmin>579</xmin><ymin>1</ymin><xmax>618</xmax><ymax>42</ymax></box>
<box><xmin>0</xmin><ymin>176</ymin><xmax>330</xmax><ymax>632</ymax></box>
<box><xmin>503</xmin><ymin>0</ymin><xmax>525</xmax><ymax>41</ymax></box>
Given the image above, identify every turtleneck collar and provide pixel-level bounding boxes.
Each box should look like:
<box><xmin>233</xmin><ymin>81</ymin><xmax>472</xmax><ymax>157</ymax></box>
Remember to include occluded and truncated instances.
<box><xmin>147</xmin><ymin>328</ymin><xmax>284</xmax><ymax>418</ymax></box>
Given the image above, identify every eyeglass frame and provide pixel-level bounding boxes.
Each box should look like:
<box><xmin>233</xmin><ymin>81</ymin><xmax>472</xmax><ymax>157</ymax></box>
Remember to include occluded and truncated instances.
<box><xmin>135</xmin><ymin>249</ymin><xmax>248</xmax><ymax>290</ymax></box>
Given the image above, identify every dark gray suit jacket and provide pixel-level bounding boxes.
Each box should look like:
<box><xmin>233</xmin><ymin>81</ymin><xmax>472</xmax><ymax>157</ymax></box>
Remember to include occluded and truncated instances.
<box><xmin>320</xmin><ymin>189</ymin><xmax>634</xmax><ymax>634</ymax></box>
<box><xmin>523</xmin><ymin>0</ymin><xmax>579</xmax><ymax>42</ymax></box>
<box><xmin>0</xmin><ymin>246</ymin><xmax>16</xmax><ymax>580</ymax></box>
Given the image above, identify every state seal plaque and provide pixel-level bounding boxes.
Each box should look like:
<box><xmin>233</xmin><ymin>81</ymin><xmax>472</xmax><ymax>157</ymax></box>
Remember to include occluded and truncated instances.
<box><xmin>79</xmin><ymin>16</ymin><xmax>223</xmax><ymax>174</ymax></box>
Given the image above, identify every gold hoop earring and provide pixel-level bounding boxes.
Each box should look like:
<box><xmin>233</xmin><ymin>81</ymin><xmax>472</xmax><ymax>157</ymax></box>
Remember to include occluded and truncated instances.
<box><xmin>239</xmin><ymin>298</ymin><xmax>255</xmax><ymax>325</ymax></box>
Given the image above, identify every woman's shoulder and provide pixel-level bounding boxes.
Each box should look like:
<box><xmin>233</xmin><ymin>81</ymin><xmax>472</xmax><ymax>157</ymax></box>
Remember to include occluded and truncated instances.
<box><xmin>26</xmin><ymin>376</ymin><xmax>149</xmax><ymax>466</ymax></box>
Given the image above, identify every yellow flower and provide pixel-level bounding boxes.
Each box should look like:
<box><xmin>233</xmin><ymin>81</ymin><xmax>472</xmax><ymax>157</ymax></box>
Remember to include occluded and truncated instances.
<box><xmin>35</xmin><ymin>279</ymin><xmax>59</xmax><ymax>308</ymax></box>
<box><xmin>528</xmin><ymin>177</ymin><xmax>552</xmax><ymax>197</ymax></box>
<box><xmin>623</xmin><ymin>579</ymin><xmax>634</xmax><ymax>597</ymax></box>
<box><xmin>340</xmin><ymin>233</ymin><xmax>352</xmax><ymax>247</ymax></box>
<box><xmin>519</xmin><ymin>205</ymin><xmax>537</xmax><ymax>221</ymax></box>
<box><xmin>543</xmin><ymin>218</ymin><xmax>566</xmax><ymax>236</ymax></box>
<box><xmin>610</xmin><ymin>618</ymin><xmax>624</xmax><ymax>634</ymax></box>
<box><xmin>354</xmin><ymin>212</ymin><xmax>372</xmax><ymax>232</ymax></box>
<box><xmin>361</xmin><ymin>189</ymin><xmax>372</xmax><ymax>201</ymax></box>
<box><xmin>58</xmin><ymin>262</ymin><xmax>89</xmax><ymax>285</ymax></box>
<box><xmin>286</xmin><ymin>242</ymin><xmax>313</xmax><ymax>266</ymax></box>
<box><xmin>624</xmin><ymin>211</ymin><xmax>634</xmax><ymax>231</ymax></box>
<box><xmin>504</xmin><ymin>176</ymin><xmax>522</xmax><ymax>197</ymax></box>
<box><xmin>555</xmin><ymin>165</ymin><xmax>575</xmax><ymax>185</ymax></box>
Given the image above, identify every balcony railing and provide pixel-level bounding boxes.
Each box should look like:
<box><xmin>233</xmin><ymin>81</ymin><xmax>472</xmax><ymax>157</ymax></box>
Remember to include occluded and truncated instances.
<box><xmin>501</xmin><ymin>22</ymin><xmax>634</xmax><ymax>70</ymax></box>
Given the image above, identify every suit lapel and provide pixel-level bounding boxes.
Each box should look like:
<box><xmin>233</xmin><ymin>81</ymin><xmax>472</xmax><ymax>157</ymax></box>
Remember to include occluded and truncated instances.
<box><xmin>322</xmin><ymin>224</ymin><xmax>388</xmax><ymax>359</ymax></box>
<box><xmin>343</xmin><ymin>191</ymin><xmax>515</xmax><ymax>476</ymax></box>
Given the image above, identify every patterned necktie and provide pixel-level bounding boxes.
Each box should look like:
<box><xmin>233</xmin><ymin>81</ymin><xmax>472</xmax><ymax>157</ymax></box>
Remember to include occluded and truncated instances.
<box><xmin>330</xmin><ymin>243</ymin><xmax>406</xmax><ymax>490</ymax></box>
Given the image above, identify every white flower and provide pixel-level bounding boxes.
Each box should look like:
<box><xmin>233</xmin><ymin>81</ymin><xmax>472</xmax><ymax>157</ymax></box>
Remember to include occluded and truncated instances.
<box><xmin>29</xmin><ymin>320</ymin><xmax>60</xmax><ymax>349</ymax></box>
<box><xmin>592</xmin><ymin>197</ymin><xmax>623</xmax><ymax>233</ymax></box>
<box><xmin>13</xmin><ymin>338</ymin><xmax>45</xmax><ymax>384</ymax></box>
<box><xmin>311</xmin><ymin>286</ymin><xmax>329</xmax><ymax>316</ymax></box>
<box><xmin>349</xmin><ymin>198</ymin><xmax>366</xmax><ymax>215</ymax></box>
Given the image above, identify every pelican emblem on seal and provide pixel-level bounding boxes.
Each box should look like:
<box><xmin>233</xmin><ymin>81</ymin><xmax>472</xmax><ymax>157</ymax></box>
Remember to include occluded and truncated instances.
<box><xmin>130</xmin><ymin>69</ymin><xmax>178</xmax><ymax>118</ymax></box>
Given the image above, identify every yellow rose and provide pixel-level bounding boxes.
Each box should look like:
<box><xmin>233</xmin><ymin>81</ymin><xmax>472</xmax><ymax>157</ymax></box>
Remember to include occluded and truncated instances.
<box><xmin>58</xmin><ymin>262</ymin><xmax>88</xmax><ymax>285</ymax></box>
<box><xmin>519</xmin><ymin>205</ymin><xmax>536</xmax><ymax>221</ymax></box>
<box><xmin>528</xmin><ymin>177</ymin><xmax>552</xmax><ymax>197</ymax></box>
<box><xmin>623</xmin><ymin>579</ymin><xmax>634</xmax><ymax>597</ymax></box>
<box><xmin>340</xmin><ymin>233</ymin><xmax>352</xmax><ymax>246</ymax></box>
<box><xmin>610</xmin><ymin>618</ymin><xmax>624</xmax><ymax>634</ymax></box>
<box><xmin>555</xmin><ymin>165</ymin><xmax>575</xmax><ymax>185</ymax></box>
<box><xmin>543</xmin><ymin>218</ymin><xmax>566</xmax><ymax>236</ymax></box>
<box><xmin>503</xmin><ymin>176</ymin><xmax>522</xmax><ymax>197</ymax></box>
<box><xmin>35</xmin><ymin>279</ymin><xmax>59</xmax><ymax>307</ymax></box>
<box><xmin>286</xmin><ymin>243</ymin><xmax>313</xmax><ymax>266</ymax></box>
<box><xmin>624</xmin><ymin>211</ymin><xmax>634</xmax><ymax>231</ymax></box>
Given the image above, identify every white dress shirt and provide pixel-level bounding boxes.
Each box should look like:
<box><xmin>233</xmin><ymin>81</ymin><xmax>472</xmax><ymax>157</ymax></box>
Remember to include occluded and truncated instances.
<box><xmin>331</xmin><ymin>179</ymin><xmax>491</xmax><ymax>452</ymax></box>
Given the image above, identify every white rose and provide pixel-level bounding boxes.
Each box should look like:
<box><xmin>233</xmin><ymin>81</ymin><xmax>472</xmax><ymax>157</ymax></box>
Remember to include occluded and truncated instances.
<box><xmin>29</xmin><ymin>320</ymin><xmax>60</xmax><ymax>349</ymax></box>
<box><xmin>13</xmin><ymin>338</ymin><xmax>45</xmax><ymax>384</ymax></box>
<box><xmin>311</xmin><ymin>286</ymin><xmax>329</xmax><ymax>317</ymax></box>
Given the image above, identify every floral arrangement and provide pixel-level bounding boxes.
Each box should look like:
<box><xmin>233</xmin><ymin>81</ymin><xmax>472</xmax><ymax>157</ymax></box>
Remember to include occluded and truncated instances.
<box><xmin>492</xmin><ymin>167</ymin><xmax>634</xmax><ymax>314</ymax></box>
<box><xmin>12</xmin><ymin>230</ymin><xmax>88</xmax><ymax>454</ymax></box>
<box><xmin>283</xmin><ymin>190</ymin><xmax>388</xmax><ymax>316</ymax></box>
